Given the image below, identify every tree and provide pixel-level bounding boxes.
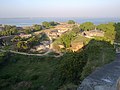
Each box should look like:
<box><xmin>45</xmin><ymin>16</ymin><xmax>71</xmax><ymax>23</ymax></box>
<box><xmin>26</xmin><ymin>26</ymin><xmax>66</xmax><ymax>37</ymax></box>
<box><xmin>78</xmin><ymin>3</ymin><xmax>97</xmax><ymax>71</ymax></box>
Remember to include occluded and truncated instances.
<box><xmin>80</xmin><ymin>22</ymin><xmax>95</xmax><ymax>31</ymax></box>
<box><xmin>0</xmin><ymin>25</ymin><xmax>18</xmax><ymax>36</ymax></box>
<box><xmin>72</xmin><ymin>25</ymin><xmax>80</xmax><ymax>34</ymax></box>
<box><xmin>114</xmin><ymin>22</ymin><xmax>120</xmax><ymax>42</ymax></box>
<box><xmin>10</xmin><ymin>27</ymin><xmax>18</xmax><ymax>35</ymax></box>
<box><xmin>53</xmin><ymin>51</ymin><xmax>87</xmax><ymax>85</ymax></box>
<box><xmin>24</xmin><ymin>29</ymin><xmax>32</xmax><ymax>34</ymax></box>
<box><xmin>60</xmin><ymin>31</ymin><xmax>76</xmax><ymax>48</ymax></box>
<box><xmin>49</xmin><ymin>21</ymin><xmax>59</xmax><ymax>26</ymax></box>
<box><xmin>42</xmin><ymin>21</ymin><xmax>51</xmax><ymax>29</ymax></box>
<box><xmin>11</xmin><ymin>36</ymin><xmax>21</xmax><ymax>42</ymax></box>
<box><xmin>33</xmin><ymin>24</ymin><xmax>42</xmax><ymax>31</ymax></box>
<box><xmin>27</xmin><ymin>36</ymin><xmax>39</xmax><ymax>47</ymax></box>
<box><xmin>97</xmin><ymin>22</ymin><xmax>116</xmax><ymax>42</ymax></box>
<box><xmin>17</xmin><ymin>41</ymin><xmax>29</xmax><ymax>51</ymax></box>
<box><xmin>42</xmin><ymin>21</ymin><xmax>59</xmax><ymax>29</ymax></box>
<box><xmin>39</xmin><ymin>33</ymin><xmax>49</xmax><ymax>41</ymax></box>
<box><xmin>68</xmin><ymin>20</ymin><xmax>75</xmax><ymax>24</ymax></box>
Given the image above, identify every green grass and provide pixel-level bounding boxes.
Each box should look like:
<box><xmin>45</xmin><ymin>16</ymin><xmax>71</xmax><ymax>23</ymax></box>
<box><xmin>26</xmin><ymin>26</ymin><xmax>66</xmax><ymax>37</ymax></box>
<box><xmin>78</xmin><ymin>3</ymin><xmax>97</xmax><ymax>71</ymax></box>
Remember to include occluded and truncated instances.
<box><xmin>0</xmin><ymin>54</ymin><xmax>59</xmax><ymax>90</ymax></box>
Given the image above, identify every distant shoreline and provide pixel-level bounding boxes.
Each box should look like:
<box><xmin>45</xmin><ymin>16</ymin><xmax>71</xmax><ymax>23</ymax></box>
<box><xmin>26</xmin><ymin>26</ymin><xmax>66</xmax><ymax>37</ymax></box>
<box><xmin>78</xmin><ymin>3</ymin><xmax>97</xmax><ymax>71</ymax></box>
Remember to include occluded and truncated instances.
<box><xmin>0</xmin><ymin>17</ymin><xmax>120</xmax><ymax>19</ymax></box>
<box><xmin>0</xmin><ymin>17</ymin><xmax>120</xmax><ymax>27</ymax></box>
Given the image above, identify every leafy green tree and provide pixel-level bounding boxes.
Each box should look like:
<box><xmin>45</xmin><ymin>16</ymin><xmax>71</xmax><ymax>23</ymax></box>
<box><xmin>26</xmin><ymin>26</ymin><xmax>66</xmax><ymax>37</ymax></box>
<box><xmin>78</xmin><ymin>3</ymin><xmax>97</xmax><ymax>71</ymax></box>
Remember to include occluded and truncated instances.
<box><xmin>33</xmin><ymin>24</ymin><xmax>42</xmax><ymax>31</ymax></box>
<box><xmin>53</xmin><ymin>51</ymin><xmax>87</xmax><ymax>85</ymax></box>
<box><xmin>0</xmin><ymin>25</ymin><xmax>18</xmax><ymax>36</ymax></box>
<box><xmin>49</xmin><ymin>21</ymin><xmax>59</xmax><ymax>26</ymax></box>
<box><xmin>42</xmin><ymin>21</ymin><xmax>59</xmax><ymax>29</ymax></box>
<box><xmin>114</xmin><ymin>22</ymin><xmax>120</xmax><ymax>42</ymax></box>
<box><xmin>17</xmin><ymin>41</ymin><xmax>29</xmax><ymax>51</ymax></box>
<box><xmin>68</xmin><ymin>20</ymin><xmax>75</xmax><ymax>24</ymax></box>
<box><xmin>27</xmin><ymin>36</ymin><xmax>39</xmax><ymax>47</ymax></box>
<box><xmin>11</xmin><ymin>36</ymin><xmax>22</xmax><ymax>42</ymax></box>
<box><xmin>39</xmin><ymin>33</ymin><xmax>49</xmax><ymax>41</ymax></box>
<box><xmin>24</xmin><ymin>29</ymin><xmax>32</xmax><ymax>34</ymax></box>
<box><xmin>60</xmin><ymin>31</ymin><xmax>76</xmax><ymax>48</ymax></box>
<box><xmin>80</xmin><ymin>22</ymin><xmax>95</xmax><ymax>31</ymax></box>
<box><xmin>72</xmin><ymin>25</ymin><xmax>80</xmax><ymax>34</ymax></box>
<box><xmin>42</xmin><ymin>21</ymin><xmax>51</xmax><ymax>29</ymax></box>
<box><xmin>97</xmin><ymin>22</ymin><xmax>115</xmax><ymax>42</ymax></box>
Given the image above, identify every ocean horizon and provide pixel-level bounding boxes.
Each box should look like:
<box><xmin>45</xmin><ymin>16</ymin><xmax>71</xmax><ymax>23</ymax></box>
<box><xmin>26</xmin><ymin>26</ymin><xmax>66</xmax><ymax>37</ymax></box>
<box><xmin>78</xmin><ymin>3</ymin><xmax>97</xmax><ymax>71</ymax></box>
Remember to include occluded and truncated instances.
<box><xmin>0</xmin><ymin>17</ymin><xmax>120</xmax><ymax>27</ymax></box>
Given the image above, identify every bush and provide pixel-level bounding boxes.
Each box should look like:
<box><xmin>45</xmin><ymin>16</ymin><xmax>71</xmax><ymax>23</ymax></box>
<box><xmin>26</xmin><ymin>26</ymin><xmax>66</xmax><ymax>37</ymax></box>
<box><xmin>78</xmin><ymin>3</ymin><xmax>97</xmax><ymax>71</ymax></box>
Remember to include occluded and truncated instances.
<box><xmin>81</xmin><ymin>40</ymin><xmax>115</xmax><ymax>79</ymax></box>
<box><xmin>80</xmin><ymin>22</ymin><xmax>95</xmax><ymax>31</ymax></box>
<box><xmin>30</xmin><ymin>75</ymin><xmax>39</xmax><ymax>80</ymax></box>
<box><xmin>97</xmin><ymin>22</ymin><xmax>116</xmax><ymax>43</ymax></box>
<box><xmin>68</xmin><ymin>20</ymin><xmax>75</xmax><ymax>24</ymax></box>
<box><xmin>53</xmin><ymin>51</ymin><xmax>87</xmax><ymax>86</ymax></box>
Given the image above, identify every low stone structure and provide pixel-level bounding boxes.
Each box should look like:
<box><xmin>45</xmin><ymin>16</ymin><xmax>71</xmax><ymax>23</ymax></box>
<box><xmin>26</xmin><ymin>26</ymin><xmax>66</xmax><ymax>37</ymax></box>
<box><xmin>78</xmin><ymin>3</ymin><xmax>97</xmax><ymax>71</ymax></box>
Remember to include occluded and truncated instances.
<box><xmin>58</xmin><ymin>44</ymin><xmax>64</xmax><ymax>49</ymax></box>
<box><xmin>70</xmin><ymin>42</ymin><xmax>84</xmax><ymax>52</ymax></box>
<box><xmin>49</xmin><ymin>30</ymin><xmax>59</xmax><ymax>38</ymax></box>
<box><xmin>49</xmin><ymin>29</ymin><xmax>68</xmax><ymax>39</ymax></box>
<box><xmin>82</xmin><ymin>30</ymin><xmax>104</xmax><ymax>38</ymax></box>
<box><xmin>55</xmin><ymin>22</ymin><xmax>73</xmax><ymax>29</ymax></box>
<box><xmin>116</xmin><ymin>48</ymin><xmax>120</xmax><ymax>54</ymax></box>
<box><xmin>19</xmin><ymin>33</ymin><xmax>32</xmax><ymax>38</ymax></box>
<box><xmin>30</xmin><ymin>41</ymin><xmax>50</xmax><ymax>52</ymax></box>
<box><xmin>77</xmin><ymin>54</ymin><xmax>120</xmax><ymax>90</ymax></box>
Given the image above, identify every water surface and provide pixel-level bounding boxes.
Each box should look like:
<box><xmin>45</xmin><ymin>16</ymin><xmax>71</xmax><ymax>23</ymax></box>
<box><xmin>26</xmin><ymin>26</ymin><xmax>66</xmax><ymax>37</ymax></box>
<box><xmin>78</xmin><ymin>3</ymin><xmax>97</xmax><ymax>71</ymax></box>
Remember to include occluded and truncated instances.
<box><xmin>0</xmin><ymin>17</ymin><xmax>120</xmax><ymax>26</ymax></box>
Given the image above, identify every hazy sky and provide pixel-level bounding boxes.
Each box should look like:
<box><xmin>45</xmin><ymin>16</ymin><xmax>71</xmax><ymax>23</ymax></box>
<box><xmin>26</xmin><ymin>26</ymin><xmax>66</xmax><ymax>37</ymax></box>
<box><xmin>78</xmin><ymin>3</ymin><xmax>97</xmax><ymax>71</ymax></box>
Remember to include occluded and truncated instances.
<box><xmin>0</xmin><ymin>0</ymin><xmax>120</xmax><ymax>18</ymax></box>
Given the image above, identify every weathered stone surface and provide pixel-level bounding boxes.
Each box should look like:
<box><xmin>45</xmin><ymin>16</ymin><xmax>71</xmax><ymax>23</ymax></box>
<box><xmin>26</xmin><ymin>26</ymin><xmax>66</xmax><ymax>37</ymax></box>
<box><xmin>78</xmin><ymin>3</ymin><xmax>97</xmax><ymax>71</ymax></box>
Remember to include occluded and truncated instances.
<box><xmin>117</xmin><ymin>78</ymin><xmax>120</xmax><ymax>90</ymax></box>
<box><xmin>77</xmin><ymin>54</ymin><xmax>120</xmax><ymax>90</ymax></box>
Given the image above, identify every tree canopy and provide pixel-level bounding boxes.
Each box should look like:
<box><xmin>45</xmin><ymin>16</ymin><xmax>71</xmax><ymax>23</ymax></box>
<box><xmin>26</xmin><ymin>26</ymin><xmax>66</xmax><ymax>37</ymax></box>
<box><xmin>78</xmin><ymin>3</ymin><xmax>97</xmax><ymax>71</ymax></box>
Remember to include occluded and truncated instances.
<box><xmin>33</xmin><ymin>24</ymin><xmax>42</xmax><ymax>31</ymax></box>
<box><xmin>0</xmin><ymin>25</ymin><xmax>18</xmax><ymax>36</ymax></box>
<box><xmin>114</xmin><ymin>22</ymin><xmax>120</xmax><ymax>42</ymax></box>
<box><xmin>80</xmin><ymin>22</ymin><xmax>95</xmax><ymax>31</ymax></box>
<box><xmin>17</xmin><ymin>41</ymin><xmax>29</xmax><ymax>51</ymax></box>
<box><xmin>97</xmin><ymin>22</ymin><xmax>116</xmax><ymax>43</ymax></box>
<box><xmin>68</xmin><ymin>20</ymin><xmax>75</xmax><ymax>24</ymax></box>
<box><xmin>60</xmin><ymin>30</ymin><xmax>76</xmax><ymax>48</ymax></box>
<box><xmin>42</xmin><ymin>21</ymin><xmax>59</xmax><ymax>29</ymax></box>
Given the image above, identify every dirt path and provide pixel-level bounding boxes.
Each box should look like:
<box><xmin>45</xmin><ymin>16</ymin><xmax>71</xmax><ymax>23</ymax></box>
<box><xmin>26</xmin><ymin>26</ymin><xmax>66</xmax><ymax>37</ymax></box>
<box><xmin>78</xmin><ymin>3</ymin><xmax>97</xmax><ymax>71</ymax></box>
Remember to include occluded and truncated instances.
<box><xmin>0</xmin><ymin>29</ymin><xmax>63</xmax><ymax>58</ymax></box>
<box><xmin>0</xmin><ymin>34</ymin><xmax>63</xmax><ymax>57</ymax></box>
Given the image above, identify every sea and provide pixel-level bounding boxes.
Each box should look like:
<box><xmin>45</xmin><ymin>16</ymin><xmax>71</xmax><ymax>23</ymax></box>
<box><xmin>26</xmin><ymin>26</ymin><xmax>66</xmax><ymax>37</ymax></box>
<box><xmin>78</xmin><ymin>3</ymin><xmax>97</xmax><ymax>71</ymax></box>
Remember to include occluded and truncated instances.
<box><xmin>0</xmin><ymin>17</ymin><xmax>120</xmax><ymax>27</ymax></box>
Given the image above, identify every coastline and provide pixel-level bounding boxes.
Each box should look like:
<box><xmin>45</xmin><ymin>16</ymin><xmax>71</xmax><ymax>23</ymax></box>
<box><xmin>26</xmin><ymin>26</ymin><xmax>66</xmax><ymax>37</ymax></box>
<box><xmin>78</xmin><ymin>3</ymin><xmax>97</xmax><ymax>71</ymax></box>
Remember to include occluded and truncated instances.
<box><xmin>0</xmin><ymin>17</ymin><xmax>120</xmax><ymax>27</ymax></box>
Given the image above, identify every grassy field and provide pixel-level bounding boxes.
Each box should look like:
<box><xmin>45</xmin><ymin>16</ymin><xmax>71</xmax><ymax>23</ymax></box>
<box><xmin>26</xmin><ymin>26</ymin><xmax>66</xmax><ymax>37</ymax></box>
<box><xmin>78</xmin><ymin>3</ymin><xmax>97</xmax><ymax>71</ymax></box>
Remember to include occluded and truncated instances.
<box><xmin>0</xmin><ymin>54</ymin><xmax>59</xmax><ymax>90</ymax></box>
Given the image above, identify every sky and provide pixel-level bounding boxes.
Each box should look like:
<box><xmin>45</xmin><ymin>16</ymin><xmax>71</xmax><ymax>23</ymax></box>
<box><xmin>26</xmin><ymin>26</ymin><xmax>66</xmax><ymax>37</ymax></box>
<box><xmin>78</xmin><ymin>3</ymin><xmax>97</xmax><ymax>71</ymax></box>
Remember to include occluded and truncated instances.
<box><xmin>0</xmin><ymin>0</ymin><xmax>120</xmax><ymax>18</ymax></box>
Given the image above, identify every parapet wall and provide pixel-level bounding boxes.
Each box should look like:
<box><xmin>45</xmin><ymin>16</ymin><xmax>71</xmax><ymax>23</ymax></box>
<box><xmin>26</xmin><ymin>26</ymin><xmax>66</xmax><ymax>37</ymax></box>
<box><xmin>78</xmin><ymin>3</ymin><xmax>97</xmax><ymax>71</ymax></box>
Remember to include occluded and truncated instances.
<box><xmin>77</xmin><ymin>54</ymin><xmax>120</xmax><ymax>90</ymax></box>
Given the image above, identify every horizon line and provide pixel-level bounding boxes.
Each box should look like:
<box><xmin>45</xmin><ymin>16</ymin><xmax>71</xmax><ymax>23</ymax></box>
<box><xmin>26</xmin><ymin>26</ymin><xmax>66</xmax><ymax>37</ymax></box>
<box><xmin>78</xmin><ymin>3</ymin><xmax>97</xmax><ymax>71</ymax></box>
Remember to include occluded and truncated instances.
<box><xmin>0</xmin><ymin>17</ymin><xmax>120</xmax><ymax>19</ymax></box>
